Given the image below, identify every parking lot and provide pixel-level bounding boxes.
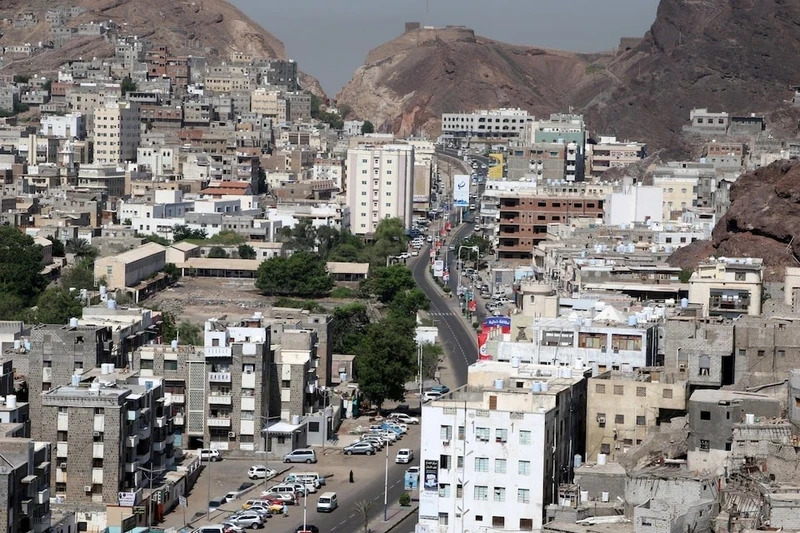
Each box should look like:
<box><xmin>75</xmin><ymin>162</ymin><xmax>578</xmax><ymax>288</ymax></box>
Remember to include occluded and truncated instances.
<box><xmin>162</xmin><ymin>422</ymin><xmax>421</xmax><ymax>533</ymax></box>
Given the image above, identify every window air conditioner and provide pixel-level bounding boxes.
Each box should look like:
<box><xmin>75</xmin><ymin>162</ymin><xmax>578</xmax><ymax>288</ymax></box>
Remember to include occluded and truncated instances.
<box><xmin>83</xmin><ymin>486</ymin><xmax>92</xmax><ymax>493</ymax></box>
<box><xmin>228</xmin><ymin>431</ymin><xmax>236</xmax><ymax>438</ymax></box>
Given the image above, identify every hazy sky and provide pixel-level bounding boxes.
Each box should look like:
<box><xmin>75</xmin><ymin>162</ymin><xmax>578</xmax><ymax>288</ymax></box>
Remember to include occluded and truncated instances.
<box><xmin>230</xmin><ymin>0</ymin><xmax>660</xmax><ymax>94</ymax></box>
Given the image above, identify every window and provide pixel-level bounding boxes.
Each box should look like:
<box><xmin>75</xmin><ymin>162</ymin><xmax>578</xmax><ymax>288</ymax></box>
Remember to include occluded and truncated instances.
<box><xmin>474</xmin><ymin>486</ymin><xmax>488</xmax><ymax>500</ymax></box>
<box><xmin>494</xmin><ymin>487</ymin><xmax>506</xmax><ymax>502</ymax></box>
<box><xmin>613</xmin><ymin>385</ymin><xmax>624</xmax><ymax>395</ymax></box>
<box><xmin>700</xmin><ymin>439</ymin><xmax>710</xmax><ymax>451</ymax></box>
<box><xmin>663</xmin><ymin>388</ymin><xmax>673</xmax><ymax>399</ymax></box>
<box><xmin>636</xmin><ymin>416</ymin><xmax>646</xmax><ymax>426</ymax></box>
<box><xmin>476</xmin><ymin>515</ymin><xmax>484</xmax><ymax>522</ymax></box>
<box><xmin>281</xmin><ymin>380</ymin><xmax>291</xmax><ymax>388</ymax></box>
<box><xmin>94</xmin><ymin>408</ymin><xmax>104</xmax><ymax>415</ymax></box>
<box><xmin>140</xmin><ymin>359</ymin><xmax>154</xmax><ymax>370</ymax></box>
<box><xmin>738</xmin><ymin>349</ymin><xmax>746</xmax><ymax>357</ymax></box>
<box><xmin>164</xmin><ymin>360</ymin><xmax>178</xmax><ymax>371</ymax></box>
<box><xmin>440</xmin><ymin>425</ymin><xmax>452</xmax><ymax>441</ymax></box>
<box><xmin>615</xmin><ymin>414</ymin><xmax>625</xmax><ymax>424</ymax></box>
<box><xmin>636</xmin><ymin>387</ymin><xmax>646</xmax><ymax>397</ymax></box>
<box><xmin>457</xmin><ymin>455</ymin><xmax>464</xmax><ymax>469</ymax></box>
<box><xmin>492</xmin><ymin>516</ymin><xmax>505</xmax><ymax>528</ymax></box>
<box><xmin>601</xmin><ymin>443</ymin><xmax>611</xmax><ymax>454</ymax></box>
<box><xmin>495</xmin><ymin>459</ymin><xmax>506</xmax><ymax>474</ymax></box>
<box><xmin>438</xmin><ymin>513</ymin><xmax>449</xmax><ymax>526</ymax></box>
<box><xmin>93</xmin><ymin>432</ymin><xmax>104</xmax><ymax>442</ymax></box>
<box><xmin>735</xmin><ymin>272</ymin><xmax>746</xmax><ymax>281</ymax></box>
<box><xmin>57</xmin><ymin>431</ymin><xmax>68</xmax><ymax>441</ymax></box>
<box><xmin>518</xmin><ymin>460</ymin><xmax>531</xmax><ymax>475</ymax></box>
<box><xmin>438</xmin><ymin>483</ymin><xmax>451</xmax><ymax>498</ymax></box>
<box><xmin>595</xmin><ymin>383</ymin><xmax>606</xmax><ymax>394</ymax></box>
<box><xmin>520</xmin><ymin>518</ymin><xmax>534</xmax><ymax>531</ymax></box>
<box><xmin>496</xmin><ymin>428</ymin><xmax>508</xmax><ymax>443</ymax></box>
<box><xmin>778</xmin><ymin>349</ymin><xmax>786</xmax><ymax>358</ymax></box>
<box><xmin>597</xmin><ymin>412</ymin><xmax>606</xmax><ymax>427</ymax></box>
<box><xmin>520</xmin><ymin>430</ymin><xmax>531</xmax><ymax>445</ymax></box>
<box><xmin>475</xmin><ymin>457</ymin><xmax>489</xmax><ymax>472</ymax></box>
<box><xmin>518</xmin><ymin>488</ymin><xmax>530</xmax><ymax>503</ymax></box>
<box><xmin>456</xmin><ymin>484</ymin><xmax>463</xmax><ymax>498</ymax></box>
<box><xmin>700</xmin><ymin>411</ymin><xmax>711</xmax><ymax>421</ymax></box>
<box><xmin>457</xmin><ymin>426</ymin><xmax>465</xmax><ymax>440</ymax></box>
<box><xmin>758</xmin><ymin>350</ymin><xmax>765</xmax><ymax>357</ymax></box>
<box><xmin>439</xmin><ymin>454</ymin><xmax>450</xmax><ymax>470</ymax></box>
<box><xmin>308</xmin><ymin>422</ymin><xmax>320</xmax><ymax>432</ymax></box>
<box><xmin>476</xmin><ymin>427</ymin><xmax>489</xmax><ymax>441</ymax></box>
<box><xmin>92</xmin><ymin>458</ymin><xmax>103</xmax><ymax>468</ymax></box>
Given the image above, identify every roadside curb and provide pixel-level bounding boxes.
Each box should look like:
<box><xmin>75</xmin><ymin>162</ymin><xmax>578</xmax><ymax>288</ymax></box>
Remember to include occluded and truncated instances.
<box><xmin>367</xmin><ymin>504</ymin><xmax>419</xmax><ymax>532</ymax></box>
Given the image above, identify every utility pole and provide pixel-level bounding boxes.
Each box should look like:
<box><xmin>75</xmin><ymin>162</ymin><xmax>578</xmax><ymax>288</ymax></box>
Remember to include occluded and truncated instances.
<box><xmin>383</xmin><ymin>441</ymin><xmax>389</xmax><ymax>521</ymax></box>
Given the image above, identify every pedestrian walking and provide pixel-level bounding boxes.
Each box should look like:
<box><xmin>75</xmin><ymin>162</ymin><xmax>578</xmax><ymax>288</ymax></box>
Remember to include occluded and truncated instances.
<box><xmin>282</xmin><ymin>503</ymin><xmax>288</xmax><ymax>517</ymax></box>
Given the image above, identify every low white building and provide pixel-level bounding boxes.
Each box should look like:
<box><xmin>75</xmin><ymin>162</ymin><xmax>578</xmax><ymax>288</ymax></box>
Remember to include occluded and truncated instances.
<box><xmin>441</xmin><ymin>108</ymin><xmax>535</xmax><ymax>138</ymax></box>
<box><xmin>40</xmin><ymin>112</ymin><xmax>86</xmax><ymax>139</ymax></box>
<box><xmin>419</xmin><ymin>360</ymin><xmax>588</xmax><ymax>532</ymax></box>
<box><xmin>605</xmin><ymin>183</ymin><xmax>663</xmax><ymax>226</ymax></box>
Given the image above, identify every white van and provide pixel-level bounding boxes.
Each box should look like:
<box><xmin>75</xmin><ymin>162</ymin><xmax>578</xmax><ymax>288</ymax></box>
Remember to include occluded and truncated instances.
<box><xmin>285</xmin><ymin>472</ymin><xmax>321</xmax><ymax>488</ymax></box>
<box><xmin>317</xmin><ymin>492</ymin><xmax>338</xmax><ymax>512</ymax></box>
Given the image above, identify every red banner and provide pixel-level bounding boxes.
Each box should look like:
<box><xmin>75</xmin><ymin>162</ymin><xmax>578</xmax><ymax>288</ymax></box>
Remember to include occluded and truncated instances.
<box><xmin>477</xmin><ymin>333</ymin><xmax>490</xmax><ymax>360</ymax></box>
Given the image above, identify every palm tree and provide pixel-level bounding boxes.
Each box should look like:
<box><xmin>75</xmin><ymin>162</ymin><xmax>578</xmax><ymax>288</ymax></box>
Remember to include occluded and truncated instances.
<box><xmin>65</xmin><ymin>238</ymin><xmax>95</xmax><ymax>258</ymax></box>
<box><xmin>353</xmin><ymin>500</ymin><xmax>375</xmax><ymax>533</ymax></box>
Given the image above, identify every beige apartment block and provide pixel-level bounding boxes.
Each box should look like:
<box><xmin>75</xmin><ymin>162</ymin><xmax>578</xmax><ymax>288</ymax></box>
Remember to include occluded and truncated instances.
<box><xmin>586</xmin><ymin>369</ymin><xmax>687</xmax><ymax>461</ymax></box>
<box><xmin>94</xmin><ymin>242</ymin><xmax>166</xmax><ymax>290</ymax></box>
<box><xmin>688</xmin><ymin>257</ymin><xmax>763</xmax><ymax>317</ymax></box>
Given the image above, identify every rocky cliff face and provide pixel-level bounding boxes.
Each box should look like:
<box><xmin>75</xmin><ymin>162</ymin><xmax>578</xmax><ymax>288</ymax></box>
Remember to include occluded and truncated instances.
<box><xmin>0</xmin><ymin>0</ymin><xmax>325</xmax><ymax>96</ymax></box>
<box><xmin>668</xmin><ymin>159</ymin><xmax>800</xmax><ymax>280</ymax></box>
<box><xmin>336</xmin><ymin>26</ymin><xmax>611</xmax><ymax>137</ymax></box>
<box><xmin>338</xmin><ymin>0</ymin><xmax>800</xmax><ymax>147</ymax></box>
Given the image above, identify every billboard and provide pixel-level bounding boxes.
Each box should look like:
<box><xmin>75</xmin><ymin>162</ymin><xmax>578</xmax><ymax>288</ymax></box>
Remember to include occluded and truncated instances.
<box><xmin>433</xmin><ymin>260</ymin><xmax>444</xmax><ymax>278</ymax></box>
<box><xmin>484</xmin><ymin>316</ymin><xmax>512</xmax><ymax>333</ymax></box>
<box><xmin>453</xmin><ymin>174</ymin><xmax>469</xmax><ymax>207</ymax></box>
<box><xmin>423</xmin><ymin>459</ymin><xmax>439</xmax><ymax>491</ymax></box>
<box><xmin>477</xmin><ymin>332</ymin><xmax>490</xmax><ymax>361</ymax></box>
<box><xmin>488</xmin><ymin>153</ymin><xmax>504</xmax><ymax>179</ymax></box>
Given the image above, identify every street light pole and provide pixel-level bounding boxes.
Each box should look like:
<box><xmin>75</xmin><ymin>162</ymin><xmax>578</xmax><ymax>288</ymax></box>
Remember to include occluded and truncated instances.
<box><xmin>383</xmin><ymin>441</ymin><xmax>389</xmax><ymax>521</ymax></box>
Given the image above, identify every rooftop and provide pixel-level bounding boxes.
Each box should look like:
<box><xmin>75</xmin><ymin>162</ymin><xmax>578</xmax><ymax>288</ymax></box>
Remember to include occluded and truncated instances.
<box><xmin>106</xmin><ymin>241</ymin><xmax>166</xmax><ymax>263</ymax></box>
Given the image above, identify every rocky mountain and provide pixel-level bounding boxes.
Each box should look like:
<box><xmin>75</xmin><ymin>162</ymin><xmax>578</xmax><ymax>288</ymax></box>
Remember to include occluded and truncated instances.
<box><xmin>0</xmin><ymin>0</ymin><xmax>324</xmax><ymax>96</ymax></box>
<box><xmin>668</xmin><ymin>159</ymin><xmax>800</xmax><ymax>281</ymax></box>
<box><xmin>338</xmin><ymin>0</ymin><xmax>800</xmax><ymax>149</ymax></box>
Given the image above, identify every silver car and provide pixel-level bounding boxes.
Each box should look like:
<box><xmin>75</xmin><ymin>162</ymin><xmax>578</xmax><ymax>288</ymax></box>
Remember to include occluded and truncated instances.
<box><xmin>225</xmin><ymin>512</ymin><xmax>265</xmax><ymax>529</ymax></box>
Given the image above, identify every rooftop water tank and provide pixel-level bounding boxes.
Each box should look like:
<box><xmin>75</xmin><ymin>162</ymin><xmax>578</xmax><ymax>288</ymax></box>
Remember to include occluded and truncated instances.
<box><xmin>575</xmin><ymin>454</ymin><xmax>583</xmax><ymax>469</ymax></box>
<box><xmin>90</xmin><ymin>382</ymin><xmax>101</xmax><ymax>391</ymax></box>
<box><xmin>540</xmin><ymin>381</ymin><xmax>550</xmax><ymax>392</ymax></box>
<box><xmin>69</xmin><ymin>317</ymin><xmax>79</xmax><ymax>328</ymax></box>
<box><xmin>511</xmin><ymin>356</ymin><xmax>520</xmax><ymax>368</ymax></box>
<box><xmin>493</xmin><ymin>378</ymin><xmax>504</xmax><ymax>390</ymax></box>
<box><xmin>5</xmin><ymin>395</ymin><xmax>16</xmax><ymax>408</ymax></box>
<box><xmin>99</xmin><ymin>285</ymin><xmax>107</xmax><ymax>295</ymax></box>
<box><xmin>107</xmin><ymin>299</ymin><xmax>116</xmax><ymax>310</ymax></box>
<box><xmin>171</xmin><ymin>339</ymin><xmax>178</xmax><ymax>349</ymax></box>
<box><xmin>71</xmin><ymin>374</ymin><xmax>81</xmax><ymax>387</ymax></box>
<box><xmin>597</xmin><ymin>453</ymin><xmax>607</xmax><ymax>466</ymax></box>
<box><xmin>681</xmin><ymin>298</ymin><xmax>689</xmax><ymax>309</ymax></box>
<box><xmin>580</xmin><ymin>489</ymin><xmax>589</xmax><ymax>502</ymax></box>
<box><xmin>532</xmin><ymin>381</ymin><xmax>542</xmax><ymax>393</ymax></box>
<box><xmin>13</xmin><ymin>340</ymin><xmax>20</xmax><ymax>350</ymax></box>
<box><xmin>291</xmin><ymin>415</ymin><xmax>301</xmax><ymax>425</ymax></box>
<box><xmin>628</xmin><ymin>315</ymin><xmax>637</xmax><ymax>327</ymax></box>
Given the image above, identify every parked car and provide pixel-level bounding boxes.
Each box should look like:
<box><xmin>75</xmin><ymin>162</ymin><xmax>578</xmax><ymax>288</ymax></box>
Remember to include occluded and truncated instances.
<box><xmin>316</xmin><ymin>492</ymin><xmax>338</xmax><ymax>513</ymax></box>
<box><xmin>284</xmin><ymin>473</ymin><xmax>322</xmax><ymax>488</ymax></box>
<box><xmin>208</xmin><ymin>497</ymin><xmax>226</xmax><ymax>512</ymax></box>
<box><xmin>389</xmin><ymin>413</ymin><xmax>419</xmax><ymax>424</ymax></box>
<box><xmin>268</xmin><ymin>483</ymin><xmax>307</xmax><ymax>497</ymax></box>
<box><xmin>423</xmin><ymin>391</ymin><xmax>442</xmax><ymax>402</ymax></box>
<box><xmin>359</xmin><ymin>435</ymin><xmax>386</xmax><ymax>448</ymax></box>
<box><xmin>344</xmin><ymin>442</ymin><xmax>376</xmax><ymax>455</ymax></box>
<box><xmin>224</xmin><ymin>512</ymin><xmax>265</xmax><ymax>529</ymax></box>
<box><xmin>193</xmin><ymin>525</ymin><xmax>239</xmax><ymax>533</ymax></box>
<box><xmin>258</xmin><ymin>492</ymin><xmax>294</xmax><ymax>504</ymax></box>
<box><xmin>283</xmin><ymin>449</ymin><xmax>317</xmax><ymax>464</ymax></box>
<box><xmin>248</xmin><ymin>465</ymin><xmax>277</xmax><ymax>480</ymax></box>
<box><xmin>199</xmin><ymin>449</ymin><xmax>222</xmax><ymax>462</ymax></box>
<box><xmin>395</xmin><ymin>448</ymin><xmax>414</xmax><ymax>464</ymax></box>
<box><xmin>431</xmin><ymin>385</ymin><xmax>450</xmax><ymax>395</ymax></box>
<box><xmin>295</xmin><ymin>526</ymin><xmax>319</xmax><ymax>533</ymax></box>
<box><xmin>406</xmin><ymin>466</ymin><xmax>420</xmax><ymax>476</ymax></box>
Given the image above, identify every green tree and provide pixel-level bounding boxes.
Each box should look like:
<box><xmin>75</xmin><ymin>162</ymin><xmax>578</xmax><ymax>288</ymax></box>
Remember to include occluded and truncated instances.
<box><xmin>176</xmin><ymin>321</ymin><xmax>202</xmax><ymax>345</ymax></box>
<box><xmin>353</xmin><ymin>500</ymin><xmax>374</xmax><ymax>533</ymax></box>
<box><xmin>0</xmin><ymin>227</ymin><xmax>47</xmax><ymax>310</ymax></box>
<box><xmin>50</xmin><ymin>238</ymin><xmax>65</xmax><ymax>257</ymax></box>
<box><xmin>362</xmin><ymin>264</ymin><xmax>415</xmax><ymax>303</ymax></box>
<box><xmin>309</xmin><ymin>92</ymin><xmax>322</xmax><ymax>118</ymax></box>
<box><xmin>163</xmin><ymin>263</ymin><xmax>180</xmax><ymax>282</ymax></box>
<box><xmin>679</xmin><ymin>268</ymin><xmax>694</xmax><ymax>283</ymax></box>
<box><xmin>172</xmin><ymin>225</ymin><xmax>207</xmax><ymax>242</ymax></box>
<box><xmin>420</xmin><ymin>343</ymin><xmax>443</xmax><ymax>380</ymax></box>
<box><xmin>257</xmin><ymin>168</ymin><xmax>268</xmax><ymax>194</ymax></box>
<box><xmin>388</xmin><ymin>287</ymin><xmax>429</xmax><ymax>319</ymax></box>
<box><xmin>356</xmin><ymin>317</ymin><xmax>417</xmax><ymax>411</ymax></box>
<box><xmin>13</xmin><ymin>74</ymin><xmax>30</xmax><ymax>84</ymax></box>
<box><xmin>339</xmin><ymin>104</ymin><xmax>352</xmax><ymax>120</ymax></box>
<box><xmin>208</xmin><ymin>246</ymin><xmax>228</xmax><ymax>258</ymax></box>
<box><xmin>459</xmin><ymin>234</ymin><xmax>493</xmax><ymax>256</ymax></box>
<box><xmin>159</xmin><ymin>310</ymin><xmax>178</xmax><ymax>342</ymax></box>
<box><xmin>121</xmin><ymin>75</ymin><xmax>136</xmax><ymax>96</ymax></box>
<box><xmin>207</xmin><ymin>230</ymin><xmax>245</xmax><ymax>245</ymax></box>
<box><xmin>361</xmin><ymin>120</ymin><xmax>375</xmax><ymax>134</ymax></box>
<box><xmin>60</xmin><ymin>261</ymin><xmax>95</xmax><ymax>291</ymax></box>
<box><xmin>142</xmin><ymin>234</ymin><xmax>171</xmax><ymax>246</ymax></box>
<box><xmin>237</xmin><ymin>244</ymin><xmax>256</xmax><ymax>259</ymax></box>
<box><xmin>65</xmin><ymin>238</ymin><xmax>97</xmax><ymax>260</ymax></box>
<box><xmin>34</xmin><ymin>287</ymin><xmax>83</xmax><ymax>324</ymax></box>
<box><xmin>255</xmin><ymin>251</ymin><xmax>333</xmax><ymax>297</ymax></box>
<box><xmin>331</xmin><ymin>303</ymin><xmax>371</xmax><ymax>354</ymax></box>
<box><xmin>280</xmin><ymin>219</ymin><xmax>317</xmax><ymax>252</ymax></box>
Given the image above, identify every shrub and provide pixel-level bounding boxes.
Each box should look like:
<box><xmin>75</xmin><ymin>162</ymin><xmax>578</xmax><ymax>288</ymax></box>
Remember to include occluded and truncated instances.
<box><xmin>399</xmin><ymin>492</ymin><xmax>411</xmax><ymax>506</ymax></box>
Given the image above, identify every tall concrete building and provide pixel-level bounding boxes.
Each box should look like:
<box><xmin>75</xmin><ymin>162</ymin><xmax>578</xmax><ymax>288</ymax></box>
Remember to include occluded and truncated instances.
<box><xmin>0</xmin><ymin>438</ymin><xmax>52</xmax><ymax>533</ymax></box>
<box><xmin>346</xmin><ymin>144</ymin><xmax>415</xmax><ymax>236</ymax></box>
<box><xmin>441</xmin><ymin>108</ymin><xmax>534</xmax><ymax>138</ymax></box>
<box><xmin>42</xmin><ymin>368</ymin><xmax>174</xmax><ymax>505</ymax></box>
<box><xmin>418</xmin><ymin>360</ymin><xmax>587</xmax><ymax>532</ymax></box>
<box><xmin>93</xmin><ymin>100</ymin><xmax>140</xmax><ymax>164</ymax></box>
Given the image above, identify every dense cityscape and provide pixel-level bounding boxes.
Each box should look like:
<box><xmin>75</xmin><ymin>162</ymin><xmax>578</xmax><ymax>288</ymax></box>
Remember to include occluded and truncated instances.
<box><xmin>2</xmin><ymin>2</ymin><xmax>800</xmax><ymax>533</ymax></box>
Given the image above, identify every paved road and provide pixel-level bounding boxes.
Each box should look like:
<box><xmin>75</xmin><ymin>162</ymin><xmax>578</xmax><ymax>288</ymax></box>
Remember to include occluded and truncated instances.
<box><xmin>410</xmin><ymin>243</ymin><xmax>477</xmax><ymax>388</ymax></box>
<box><xmin>391</xmin><ymin>509</ymin><xmax>419</xmax><ymax>533</ymax></box>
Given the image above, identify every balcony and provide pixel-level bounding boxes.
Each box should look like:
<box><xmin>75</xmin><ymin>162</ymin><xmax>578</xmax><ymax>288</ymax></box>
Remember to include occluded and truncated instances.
<box><xmin>154</xmin><ymin>415</ymin><xmax>167</xmax><ymax>428</ymax></box>
<box><xmin>208</xmin><ymin>394</ymin><xmax>232</xmax><ymax>405</ymax></box>
<box><xmin>240</xmin><ymin>397</ymin><xmax>255</xmax><ymax>411</ymax></box>
<box><xmin>208</xmin><ymin>372</ymin><xmax>231</xmax><ymax>383</ymax></box>
<box><xmin>241</xmin><ymin>373</ymin><xmax>256</xmax><ymax>389</ymax></box>
<box><xmin>42</xmin><ymin>367</ymin><xmax>52</xmax><ymax>383</ymax></box>
<box><xmin>92</xmin><ymin>443</ymin><xmax>104</xmax><ymax>459</ymax></box>
<box><xmin>126</xmin><ymin>435</ymin><xmax>139</xmax><ymax>448</ymax></box>
<box><xmin>152</xmin><ymin>440</ymin><xmax>166</xmax><ymax>453</ymax></box>
<box><xmin>138</xmin><ymin>424</ymin><xmax>151</xmax><ymax>440</ymax></box>
<box><xmin>169</xmin><ymin>394</ymin><xmax>185</xmax><ymax>404</ymax></box>
<box><xmin>57</xmin><ymin>413</ymin><xmax>68</xmax><ymax>432</ymax></box>
<box><xmin>207</xmin><ymin>417</ymin><xmax>231</xmax><ymax>428</ymax></box>
<box><xmin>205</xmin><ymin>346</ymin><xmax>232</xmax><ymax>358</ymax></box>
<box><xmin>93</xmin><ymin>415</ymin><xmax>105</xmax><ymax>433</ymax></box>
<box><xmin>125</xmin><ymin>459</ymin><xmax>139</xmax><ymax>473</ymax></box>
<box><xmin>92</xmin><ymin>468</ymin><xmax>103</xmax><ymax>484</ymax></box>
<box><xmin>56</xmin><ymin>442</ymin><xmax>68</xmax><ymax>458</ymax></box>
<box><xmin>137</xmin><ymin>450</ymin><xmax>150</xmax><ymax>464</ymax></box>
<box><xmin>127</xmin><ymin>409</ymin><xmax>140</xmax><ymax>421</ymax></box>
<box><xmin>174</xmin><ymin>414</ymin><xmax>185</xmax><ymax>426</ymax></box>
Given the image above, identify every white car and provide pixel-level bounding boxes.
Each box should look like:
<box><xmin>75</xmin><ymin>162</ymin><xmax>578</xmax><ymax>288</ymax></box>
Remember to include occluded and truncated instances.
<box><xmin>426</xmin><ymin>235</ymin><xmax>433</xmax><ymax>242</ymax></box>
<box><xmin>398</xmin><ymin>252</ymin><xmax>410</xmax><ymax>259</ymax></box>
<box><xmin>423</xmin><ymin>391</ymin><xmax>442</xmax><ymax>402</ymax></box>
<box><xmin>410</xmin><ymin>250</ymin><xmax>419</xmax><ymax>257</ymax></box>
<box><xmin>248</xmin><ymin>465</ymin><xmax>277</xmax><ymax>480</ymax></box>
<box><xmin>198</xmin><ymin>449</ymin><xmax>222</xmax><ymax>462</ymax></box>
<box><xmin>390</xmin><ymin>413</ymin><xmax>419</xmax><ymax>425</ymax></box>
<box><xmin>395</xmin><ymin>448</ymin><xmax>414</xmax><ymax>464</ymax></box>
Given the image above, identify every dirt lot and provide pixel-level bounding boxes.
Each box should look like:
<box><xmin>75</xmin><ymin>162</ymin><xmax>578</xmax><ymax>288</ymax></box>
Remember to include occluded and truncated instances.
<box><xmin>145</xmin><ymin>277</ymin><xmax>381</xmax><ymax>324</ymax></box>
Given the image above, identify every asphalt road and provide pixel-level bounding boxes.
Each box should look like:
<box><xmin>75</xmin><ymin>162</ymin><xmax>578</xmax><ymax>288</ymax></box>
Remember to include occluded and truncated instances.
<box><xmin>410</xmin><ymin>242</ymin><xmax>477</xmax><ymax>388</ymax></box>
<box><xmin>391</xmin><ymin>509</ymin><xmax>419</xmax><ymax>533</ymax></box>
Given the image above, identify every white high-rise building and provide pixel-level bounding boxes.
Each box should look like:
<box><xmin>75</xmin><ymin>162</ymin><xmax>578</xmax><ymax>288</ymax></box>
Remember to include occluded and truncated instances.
<box><xmin>93</xmin><ymin>100</ymin><xmax>140</xmax><ymax>164</ymax></box>
<box><xmin>346</xmin><ymin>144</ymin><xmax>414</xmax><ymax>235</ymax></box>
<box><xmin>418</xmin><ymin>360</ymin><xmax>588</xmax><ymax>533</ymax></box>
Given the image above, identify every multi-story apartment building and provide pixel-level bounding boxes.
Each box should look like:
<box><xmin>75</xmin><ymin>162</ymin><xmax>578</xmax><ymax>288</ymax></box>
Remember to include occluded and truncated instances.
<box><xmin>586</xmin><ymin>369</ymin><xmax>687</xmax><ymax>461</ymax></box>
<box><xmin>92</xmin><ymin>100</ymin><xmax>140</xmax><ymax>164</ymax></box>
<box><xmin>76</xmin><ymin>164</ymin><xmax>126</xmax><ymax>197</ymax></box>
<box><xmin>688</xmin><ymin>257</ymin><xmax>763</xmax><ymax>317</ymax></box>
<box><xmin>527</xmin><ymin>113</ymin><xmax>586</xmax><ymax>181</ymax></box>
<box><xmin>250</xmin><ymin>88</ymin><xmax>288</xmax><ymax>121</ymax></box>
<box><xmin>346</xmin><ymin>144</ymin><xmax>415</xmax><ymax>236</ymax></box>
<box><xmin>491</xmin><ymin>187</ymin><xmax>606</xmax><ymax>262</ymax></box>
<box><xmin>0</xmin><ymin>438</ymin><xmax>52</xmax><ymax>533</ymax></box>
<box><xmin>441</xmin><ymin>108</ymin><xmax>534</xmax><ymax>138</ymax></box>
<box><xmin>506</xmin><ymin>143</ymin><xmax>567</xmax><ymax>182</ymax></box>
<box><xmin>419</xmin><ymin>360</ymin><xmax>587</xmax><ymax>532</ymax></box>
<box><xmin>586</xmin><ymin>136</ymin><xmax>646</xmax><ymax>178</ymax></box>
<box><xmin>42</xmin><ymin>368</ymin><xmax>174</xmax><ymax>505</ymax></box>
<box><xmin>40</xmin><ymin>112</ymin><xmax>86</xmax><ymax>139</ymax></box>
<box><xmin>20</xmin><ymin>324</ymin><xmax>118</xmax><ymax>440</ymax></box>
<box><xmin>251</xmin><ymin>58</ymin><xmax>299</xmax><ymax>91</ymax></box>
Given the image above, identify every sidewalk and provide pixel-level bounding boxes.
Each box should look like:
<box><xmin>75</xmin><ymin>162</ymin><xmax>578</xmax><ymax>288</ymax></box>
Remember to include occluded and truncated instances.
<box><xmin>365</xmin><ymin>503</ymin><xmax>418</xmax><ymax>532</ymax></box>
